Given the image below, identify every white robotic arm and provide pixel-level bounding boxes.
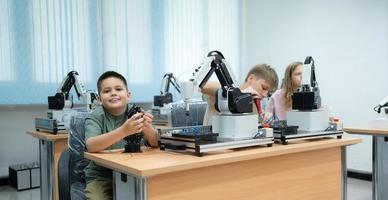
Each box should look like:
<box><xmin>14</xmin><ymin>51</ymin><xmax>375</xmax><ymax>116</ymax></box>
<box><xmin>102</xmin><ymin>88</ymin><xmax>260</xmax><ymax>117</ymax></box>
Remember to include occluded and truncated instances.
<box><xmin>180</xmin><ymin>55</ymin><xmax>224</xmax><ymax>102</ymax></box>
<box><xmin>154</xmin><ymin>73</ymin><xmax>181</xmax><ymax>107</ymax></box>
<box><xmin>48</xmin><ymin>71</ymin><xmax>97</xmax><ymax>111</ymax></box>
<box><xmin>292</xmin><ymin>56</ymin><xmax>321</xmax><ymax>110</ymax></box>
<box><xmin>374</xmin><ymin>96</ymin><xmax>388</xmax><ymax>114</ymax></box>
<box><xmin>159</xmin><ymin>73</ymin><xmax>181</xmax><ymax>96</ymax></box>
<box><xmin>181</xmin><ymin>51</ymin><xmax>253</xmax><ymax>114</ymax></box>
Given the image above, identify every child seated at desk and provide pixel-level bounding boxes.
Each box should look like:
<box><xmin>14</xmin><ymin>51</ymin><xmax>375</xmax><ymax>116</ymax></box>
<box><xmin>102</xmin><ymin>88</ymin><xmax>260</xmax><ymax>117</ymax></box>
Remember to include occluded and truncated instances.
<box><xmin>265</xmin><ymin>61</ymin><xmax>303</xmax><ymax>121</ymax></box>
<box><xmin>84</xmin><ymin>71</ymin><xmax>158</xmax><ymax>200</ymax></box>
<box><xmin>202</xmin><ymin>63</ymin><xmax>279</xmax><ymax>124</ymax></box>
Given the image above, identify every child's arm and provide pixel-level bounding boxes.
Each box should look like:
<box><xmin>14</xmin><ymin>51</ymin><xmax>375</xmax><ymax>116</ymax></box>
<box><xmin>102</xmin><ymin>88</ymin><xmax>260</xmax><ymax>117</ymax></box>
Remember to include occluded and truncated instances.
<box><xmin>86</xmin><ymin>113</ymin><xmax>144</xmax><ymax>153</ymax></box>
<box><xmin>201</xmin><ymin>82</ymin><xmax>221</xmax><ymax>97</ymax></box>
<box><xmin>141</xmin><ymin>112</ymin><xmax>159</xmax><ymax>147</ymax></box>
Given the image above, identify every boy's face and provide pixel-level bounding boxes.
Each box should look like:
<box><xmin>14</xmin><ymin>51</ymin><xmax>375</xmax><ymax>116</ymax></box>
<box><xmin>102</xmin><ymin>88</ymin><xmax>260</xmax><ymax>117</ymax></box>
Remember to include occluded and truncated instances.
<box><xmin>247</xmin><ymin>74</ymin><xmax>271</xmax><ymax>98</ymax></box>
<box><xmin>98</xmin><ymin>77</ymin><xmax>130</xmax><ymax>114</ymax></box>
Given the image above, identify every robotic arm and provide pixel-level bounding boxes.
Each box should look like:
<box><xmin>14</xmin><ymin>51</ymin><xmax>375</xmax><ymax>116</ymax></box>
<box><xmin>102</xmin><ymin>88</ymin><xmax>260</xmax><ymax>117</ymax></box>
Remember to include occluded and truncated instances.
<box><xmin>161</xmin><ymin>73</ymin><xmax>181</xmax><ymax>95</ymax></box>
<box><xmin>182</xmin><ymin>51</ymin><xmax>253</xmax><ymax>114</ymax></box>
<box><xmin>374</xmin><ymin>96</ymin><xmax>388</xmax><ymax>114</ymax></box>
<box><xmin>154</xmin><ymin>73</ymin><xmax>181</xmax><ymax>107</ymax></box>
<box><xmin>292</xmin><ymin>56</ymin><xmax>322</xmax><ymax>110</ymax></box>
<box><xmin>48</xmin><ymin>71</ymin><xmax>97</xmax><ymax>111</ymax></box>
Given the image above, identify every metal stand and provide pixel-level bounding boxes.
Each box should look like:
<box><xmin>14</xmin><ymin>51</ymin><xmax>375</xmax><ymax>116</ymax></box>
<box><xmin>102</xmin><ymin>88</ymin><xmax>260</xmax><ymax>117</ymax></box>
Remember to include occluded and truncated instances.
<box><xmin>159</xmin><ymin>136</ymin><xmax>273</xmax><ymax>156</ymax></box>
<box><xmin>274</xmin><ymin>130</ymin><xmax>343</xmax><ymax>145</ymax></box>
<box><xmin>341</xmin><ymin>147</ymin><xmax>347</xmax><ymax>200</ymax></box>
<box><xmin>39</xmin><ymin>140</ymin><xmax>54</xmax><ymax>200</ymax></box>
<box><xmin>372</xmin><ymin>136</ymin><xmax>388</xmax><ymax>200</ymax></box>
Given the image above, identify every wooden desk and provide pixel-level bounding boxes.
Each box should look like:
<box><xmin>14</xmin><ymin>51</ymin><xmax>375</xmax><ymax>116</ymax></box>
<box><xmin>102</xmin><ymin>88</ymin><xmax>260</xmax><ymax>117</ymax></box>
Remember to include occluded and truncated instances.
<box><xmin>344</xmin><ymin>126</ymin><xmax>388</xmax><ymax>136</ymax></box>
<box><xmin>26</xmin><ymin>130</ymin><xmax>68</xmax><ymax>200</ymax></box>
<box><xmin>344</xmin><ymin>126</ymin><xmax>388</xmax><ymax>200</ymax></box>
<box><xmin>85</xmin><ymin>138</ymin><xmax>361</xmax><ymax>200</ymax></box>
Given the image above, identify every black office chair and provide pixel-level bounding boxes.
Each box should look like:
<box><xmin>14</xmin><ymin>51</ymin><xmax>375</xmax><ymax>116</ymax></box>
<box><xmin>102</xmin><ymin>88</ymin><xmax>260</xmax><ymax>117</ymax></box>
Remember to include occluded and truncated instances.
<box><xmin>58</xmin><ymin>112</ymin><xmax>89</xmax><ymax>200</ymax></box>
<box><xmin>58</xmin><ymin>148</ymin><xmax>71</xmax><ymax>200</ymax></box>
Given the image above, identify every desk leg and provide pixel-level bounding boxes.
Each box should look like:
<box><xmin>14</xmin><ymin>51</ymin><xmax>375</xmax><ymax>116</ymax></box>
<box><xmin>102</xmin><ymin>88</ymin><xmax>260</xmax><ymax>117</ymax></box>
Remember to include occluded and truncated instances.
<box><xmin>342</xmin><ymin>146</ymin><xmax>347</xmax><ymax>200</ymax></box>
<box><xmin>372</xmin><ymin>136</ymin><xmax>388</xmax><ymax>200</ymax></box>
<box><xmin>373</xmin><ymin>136</ymin><xmax>377</xmax><ymax>200</ymax></box>
<box><xmin>39</xmin><ymin>140</ymin><xmax>54</xmax><ymax>200</ymax></box>
<box><xmin>113</xmin><ymin>171</ymin><xmax>148</xmax><ymax>200</ymax></box>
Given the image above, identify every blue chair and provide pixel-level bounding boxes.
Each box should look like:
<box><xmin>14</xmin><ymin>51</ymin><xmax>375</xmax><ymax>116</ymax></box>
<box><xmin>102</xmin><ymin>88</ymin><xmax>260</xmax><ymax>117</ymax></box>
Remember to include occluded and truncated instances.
<box><xmin>58</xmin><ymin>112</ymin><xmax>89</xmax><ymax>200</ymax></box>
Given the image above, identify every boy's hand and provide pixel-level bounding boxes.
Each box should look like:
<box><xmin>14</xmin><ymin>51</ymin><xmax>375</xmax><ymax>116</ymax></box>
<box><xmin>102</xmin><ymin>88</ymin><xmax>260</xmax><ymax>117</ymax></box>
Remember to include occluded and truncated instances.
<box><xmin>142</xmin><ymin>112</ymin><xmax>154</xmax><ymax>128</ymax></box>
<box><xmin>241</xmin><ymin>86</ymin><xmax>261</xmax><ymax>99</ymax></box>
<box><xmin>124</xmin><ymin>112</ymin><xmax>144</xmax><ymax>136</ymax></box>
<box><xmin>263</xmin><ymin>112</ymin><xmax>272</xmax><ymax>122</ymax></box>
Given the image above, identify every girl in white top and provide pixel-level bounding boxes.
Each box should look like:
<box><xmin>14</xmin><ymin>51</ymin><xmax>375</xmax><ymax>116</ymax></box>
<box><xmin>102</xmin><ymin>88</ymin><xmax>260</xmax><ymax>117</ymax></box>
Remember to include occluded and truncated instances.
<box><xmin>266</xmin><ymin>61</ymin><xmax>303</xmax><ymax>121</ymax></box>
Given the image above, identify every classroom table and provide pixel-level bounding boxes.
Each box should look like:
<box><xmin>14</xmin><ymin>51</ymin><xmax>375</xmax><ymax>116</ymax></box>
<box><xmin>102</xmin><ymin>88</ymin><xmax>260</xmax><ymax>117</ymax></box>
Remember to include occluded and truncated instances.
<box><xmin>344</xmin><ymin>126</ymin><xmax>388</xmax><ymax>200</ymax></box>
<box><xmin>26</xmin><ymin>130</ymin><xmax>68</xmax><ymax>200</ymax></box>
<box><xmin>85</xmin><ymin>137</ymin><xmax>361</xmax><ymax>200</ymax></box>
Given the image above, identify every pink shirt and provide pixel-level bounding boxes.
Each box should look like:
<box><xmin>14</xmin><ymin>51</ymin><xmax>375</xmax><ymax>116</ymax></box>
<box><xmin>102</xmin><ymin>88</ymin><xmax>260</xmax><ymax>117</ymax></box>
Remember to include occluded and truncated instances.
<box><xmin>265</xmin><ymin>89</ymin><xmax>290</xmax><ymax>121</ymax></box>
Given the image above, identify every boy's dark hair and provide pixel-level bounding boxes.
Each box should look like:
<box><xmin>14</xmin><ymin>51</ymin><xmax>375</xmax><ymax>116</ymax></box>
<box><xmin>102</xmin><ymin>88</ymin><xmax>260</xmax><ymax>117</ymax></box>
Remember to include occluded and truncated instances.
<box><xmin>244</xmin><ymin>64</ymin><xmax>279</xmax><ymax>93</ymax></box>
<box><xmin>97</xmin><ymin>71</ymin><xmax>128</xmax><ymax>94</ymax></box>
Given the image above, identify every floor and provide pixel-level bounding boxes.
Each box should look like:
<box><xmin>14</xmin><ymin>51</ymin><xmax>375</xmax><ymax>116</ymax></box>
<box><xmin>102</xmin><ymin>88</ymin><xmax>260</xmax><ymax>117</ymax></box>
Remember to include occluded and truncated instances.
<box><xmin>347</xmin><ymin>178</ymin><xmax>373</xmax><ymax>200</ymax></box>
<box><xmin>0</xmin><ymin>185</ymin><xmax>39</xmax><ymax>200</ymax></box>
<box><xmin>0</xmin><ymin>178</ymin><xmax>372</xmax><ymax>200</ymax></box>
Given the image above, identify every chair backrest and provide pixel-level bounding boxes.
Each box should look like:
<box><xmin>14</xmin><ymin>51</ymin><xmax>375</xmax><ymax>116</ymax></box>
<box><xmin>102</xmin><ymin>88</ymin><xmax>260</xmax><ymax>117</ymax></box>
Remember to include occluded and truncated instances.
<box><xmin>67</xmin><ymin>111</ymin><xmax>90</xmax><ymax>184</ymax></box>
<box><xmin>58</xmin><ymin>149</ymin><xmax>71</xmax><ymax>200</ymax></box>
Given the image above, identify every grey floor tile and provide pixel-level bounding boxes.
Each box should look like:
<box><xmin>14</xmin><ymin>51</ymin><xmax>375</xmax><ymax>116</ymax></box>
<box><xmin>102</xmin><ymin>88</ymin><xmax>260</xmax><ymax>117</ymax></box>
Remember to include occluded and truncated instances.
<box><xmin>347</xmin><ymin>178</ymin><xmax>372</xmax><ymax>200</ymax></box>
<box><xmin>0</xmin><ymin>185</ymin><xmax>40</xmax><ymax>200</ymax></box>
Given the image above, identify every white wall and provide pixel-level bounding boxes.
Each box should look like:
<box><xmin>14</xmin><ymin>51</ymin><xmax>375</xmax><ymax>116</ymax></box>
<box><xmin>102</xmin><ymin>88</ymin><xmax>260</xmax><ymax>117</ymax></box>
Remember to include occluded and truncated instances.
<box><xmin>0</xmin><ymin>106</ymin><xmax>44</xmax><ymax>177</ymax></box>
<box><xmin>244</xmin><ymin>0</ymin><xmax>388</xmax><ymax>172</ymax></box>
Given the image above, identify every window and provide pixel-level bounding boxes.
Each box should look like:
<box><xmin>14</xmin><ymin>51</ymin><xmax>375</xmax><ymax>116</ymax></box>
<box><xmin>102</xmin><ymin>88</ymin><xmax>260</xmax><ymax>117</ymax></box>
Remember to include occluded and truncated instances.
<box><xmin>164</xmin><ymin>0</ymin><xmax>205</xmax><ymax>77</ymax></box>
<box><xmin>31</xmin><ymin>0</ymin><xmax>95</xmax><ymax>83</ymax></box>
<box><xmin>0</xmin><ymin>0</ymin><xmax>242</xmax><ymax>104</ymax></box>
<box><xmin>101</xmin><ymin>0</ymin><xmax>152</xmax><ymax>85</ymax></box>
<box><xmin>0</xmin><ymin>0</ymin><xmax>14</xmax><ymax>81</ymax></box>
<box><xmin>207</xmin><ymin>0</ymin><xmax>241</xmax><ymax>79</ymax></box>
<box><xmin>164</xmin><ymin>0</ymin><xmax>241</xmax><ymax>81</ymax></box>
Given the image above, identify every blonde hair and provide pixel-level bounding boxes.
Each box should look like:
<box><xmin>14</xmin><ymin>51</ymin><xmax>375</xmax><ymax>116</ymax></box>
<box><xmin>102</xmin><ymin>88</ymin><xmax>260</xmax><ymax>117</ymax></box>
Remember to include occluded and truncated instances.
<box><xmin>283</xmin><ymin>61</ymin><xmax>303</xmax><ymax>108</ymax></box>
<box><xmin>244</xmin><ymin>64</ymin><xmax>279</xmax><ymax>93</ymax></box>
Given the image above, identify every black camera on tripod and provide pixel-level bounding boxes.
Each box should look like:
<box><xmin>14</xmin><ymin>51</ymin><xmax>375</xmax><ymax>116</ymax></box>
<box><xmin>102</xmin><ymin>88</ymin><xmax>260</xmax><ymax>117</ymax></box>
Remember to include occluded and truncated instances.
<box><xmin>124</xmin><ymin>104</ymin><xmax>144</xmax><ymax>153</ymax></box>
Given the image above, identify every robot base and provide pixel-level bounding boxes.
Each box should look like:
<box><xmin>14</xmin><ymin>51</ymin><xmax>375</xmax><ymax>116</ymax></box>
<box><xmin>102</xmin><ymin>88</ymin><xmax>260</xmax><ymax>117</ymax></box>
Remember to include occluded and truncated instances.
<box><xmin>212</xmin><ymin>114</ymin><xmax>258</xmax><ymax>141</ymax></box>
<box><xmin>159</xmin><ymin>135</ymin><xmax>273</xmax><ymax>156</ymax></box>
<box><xmin>157</xmin><ymin>125</ymin><xmax>273</xmax><ymax>156</ymax></box>
<box><xmin>274</xmin><ymin>130</ymin><xmax>343</xmax><ymax>145</ymax></box>
<box><xmin>286</xmin><ymin>110</ymin><xmax>329</xmax><ymax>132</ymax></box>
<box><xmin>124</xmin><ymin>143</ymin><xmax>141</xmax><ymax>153</ymax></box>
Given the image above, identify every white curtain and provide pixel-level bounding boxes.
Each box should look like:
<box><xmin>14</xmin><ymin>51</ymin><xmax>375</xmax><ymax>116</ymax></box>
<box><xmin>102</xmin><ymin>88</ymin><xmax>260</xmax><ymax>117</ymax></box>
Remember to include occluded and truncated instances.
<box><xmin>101</xmin><ymin>0</ymin><xmax>153</xmax><ymax>85</ymax></box>
<box><xmin>164</xmin><ymin>0</ymin><xmax>241</xmax><ymax>80</ymax></box>
<box><xmin>164</xmin><ymin>0</ymin><xmax>205</xmax><ymax>77</ymax></box>
<box><xmin>31</xmin><ymin>0</ymin><xmax>94</xmax><ymax>83</ymax></box>
<box><xmin>0</xmin><ymin>0</ymin><xmax>13</xmax><ymax>81</ymax></box>
<box><xmin>0</xmin><ymin>0</ymin><xmax>242</xmax><ymax>104</ymax></box>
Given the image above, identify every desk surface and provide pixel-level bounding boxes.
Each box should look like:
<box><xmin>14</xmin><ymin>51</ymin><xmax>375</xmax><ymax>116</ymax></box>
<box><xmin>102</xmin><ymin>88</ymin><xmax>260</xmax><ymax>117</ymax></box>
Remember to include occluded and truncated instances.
<box><xmin>344</xmin><ymin>126</ymin><xmax>388</xmax><ymax>136</ymax></box>
<box><xmin>85</xmin><ymin>138</ymin><xmax>361</xmax><ymax>177</ymax></box>
<box><xmin>26</xmin><ymin>129</ymin><xmax>68</xmax><ymax>141</ymax></box>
